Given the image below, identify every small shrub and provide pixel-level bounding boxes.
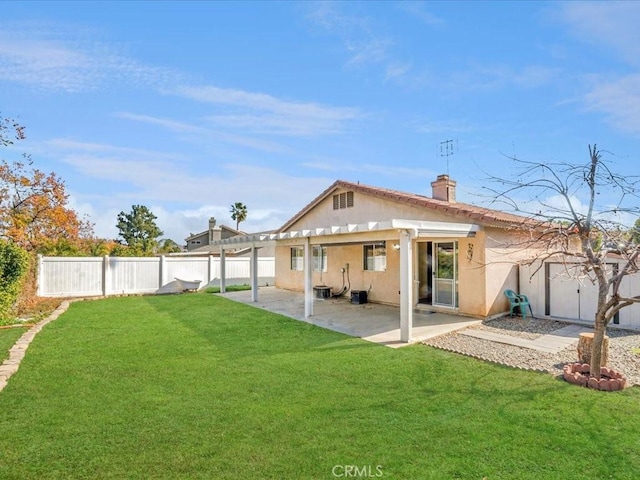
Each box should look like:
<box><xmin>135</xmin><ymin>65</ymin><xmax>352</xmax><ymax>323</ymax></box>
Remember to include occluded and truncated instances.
<box><xmin>0</xmin><ymin>241</ymin><xmax>30</xmax><ymax>323</ymax></box>
<box><xmin>204</xmin><ymin>284</ymin><xmax>251</xmax><ymax>294</ymax></box>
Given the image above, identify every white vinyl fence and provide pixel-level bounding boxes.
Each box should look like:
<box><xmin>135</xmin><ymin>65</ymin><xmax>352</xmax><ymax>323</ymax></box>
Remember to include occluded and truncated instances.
<box><xmin>37</xmin><ymin>255</ymin><xmax>275</xmax><ymax>298</ymax></box>
<box><xmin>520</xmin><ymin>258</ymin><xmax>640</xmax><ymax>329</ymax></box>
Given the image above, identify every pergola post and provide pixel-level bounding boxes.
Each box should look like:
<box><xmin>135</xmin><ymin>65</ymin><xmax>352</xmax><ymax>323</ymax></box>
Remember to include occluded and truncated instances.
<box><xmin>251</xmin><ymin>245</ymin><xmax>259</xmax><ymax>302</ymax></box>
<box><xmin>400</xmin><ymin>230</ymin><xmax>414</xmax><ymax>343</ymax></box>
<box><xmin>304</xmin><ymin>237</ymin><xmax>313</xmax><ymax>318</ymax></box>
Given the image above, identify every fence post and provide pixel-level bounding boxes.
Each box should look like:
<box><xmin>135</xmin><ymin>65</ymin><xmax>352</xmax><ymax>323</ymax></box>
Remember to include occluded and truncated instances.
<box><xmin>102</xmin><ymin>255</ymin><xmax>109</xmax><ymax>296</ymax></box>
<box><xmin>159</xmin><ymin>255</ymin><xmax>166</xmax><ymax>289</ymax></box>
<box><xmin>251</xmin><ymin>247</ymin><xmax>259</xmax><ymax>302</ymax></box>
<box><xmin>220</xmin><ymin>248</ymin><xmax>226</xmax><ymax>293</ymax></box>
<box><xmin>36</xmin><ymin>254</ymin><xmax>44</xmax><ymax>297</ymax></box>
<box><xmin>208</xmin><ymin>255</ymin><xmax>214</xmax><ymax>287</ymax></box>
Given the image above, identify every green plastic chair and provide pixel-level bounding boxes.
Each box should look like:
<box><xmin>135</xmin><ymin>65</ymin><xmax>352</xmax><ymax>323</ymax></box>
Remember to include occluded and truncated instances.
<box><xmin>504</xmin><ymin>289</ymin><xmax>532</xmax><ymax>319</ymax></box>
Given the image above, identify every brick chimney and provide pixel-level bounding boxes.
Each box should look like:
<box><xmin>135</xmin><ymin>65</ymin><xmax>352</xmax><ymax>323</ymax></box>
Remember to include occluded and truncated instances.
<box><xmin>431</xmin><ymin>174</ymin><xmax>456</xmax><ymax>203</ymax></box>
<box><xmin>208</xmin><ymin>217</ymin><xmax>221</xmax><ymax>244</ymax></box>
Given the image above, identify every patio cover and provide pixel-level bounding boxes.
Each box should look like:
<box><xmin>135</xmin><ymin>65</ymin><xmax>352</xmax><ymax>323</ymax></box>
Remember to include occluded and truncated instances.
<box><xmin>210</xmin><ymin>218</ymin><xmax>479</xmax><ymax>342</ymax></box>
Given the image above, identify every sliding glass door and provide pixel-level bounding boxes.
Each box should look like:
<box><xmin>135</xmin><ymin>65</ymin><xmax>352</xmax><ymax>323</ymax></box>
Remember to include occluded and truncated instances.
<box><xmin>433</xmin><ymin>241</ymin><xmax>458</xmax><ymax>308</ymax></box>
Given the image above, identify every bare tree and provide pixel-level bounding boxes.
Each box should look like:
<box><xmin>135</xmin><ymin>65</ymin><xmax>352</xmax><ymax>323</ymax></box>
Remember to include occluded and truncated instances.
<box><xmin>483</xmin><ymin>145</ymin><xmax>640</xmax><ymax>379</ymax></box>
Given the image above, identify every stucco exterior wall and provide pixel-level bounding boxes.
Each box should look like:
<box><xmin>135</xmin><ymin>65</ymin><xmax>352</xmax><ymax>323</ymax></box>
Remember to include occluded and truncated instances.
<box><xmin>455</xmin><ymin>235</ymin><xmax>488</xmax><ymax>317</ymax></box>
<box><xmin>275</xmin><ymin>233</ymin><xmax>402</xmax><ymax>305</ymax></box>
<box><xmin>287</xmin><ymin>186</ymin><xmax>460</xmax><ymax>231</ymax></box>
<box><xmin>482</xmin><ymin>228</ymin><xmax>545</xmax><ymax>316</ymax></box>
<box><xmin>273</xmin><ymin>184</ymin><xmax>544</xmax><ymax>318</ymax></box>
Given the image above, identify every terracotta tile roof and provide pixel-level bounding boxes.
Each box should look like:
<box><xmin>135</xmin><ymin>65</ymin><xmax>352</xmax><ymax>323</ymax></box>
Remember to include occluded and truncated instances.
<box><xmin>278</xmin><ymin>179</ymin><xmax>537</xmax><ymax>233</ymax></box>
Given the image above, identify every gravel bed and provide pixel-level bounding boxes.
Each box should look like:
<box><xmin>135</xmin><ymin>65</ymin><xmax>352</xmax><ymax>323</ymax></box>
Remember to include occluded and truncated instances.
<box><xmin>423</xmin><ymin>317</ymin><xmax>640</xmax><ymax>386</ymax></box>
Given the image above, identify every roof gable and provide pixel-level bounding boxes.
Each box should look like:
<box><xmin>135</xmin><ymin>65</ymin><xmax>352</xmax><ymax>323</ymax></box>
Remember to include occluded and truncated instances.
<box><xmin>278</xmin><ymin>179</ymin><xmax>534</xmax><ymax>232</ymax></box>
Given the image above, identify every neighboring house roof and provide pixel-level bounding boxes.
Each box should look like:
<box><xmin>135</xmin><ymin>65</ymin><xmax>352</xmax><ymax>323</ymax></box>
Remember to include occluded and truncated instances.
<box><xmin>187</xmin><ymin>230</ymin><xmax>277</xmax><ymax>255</ymax></box>
<box><xmin>278</xmin><ymin>179</ymin><xmax>537</xmax><ymax>233</ymax></box>
<box><xmin>185</xmin><ymin>224</ymin><xmax>244</xmax><ymax>242</ymax></box>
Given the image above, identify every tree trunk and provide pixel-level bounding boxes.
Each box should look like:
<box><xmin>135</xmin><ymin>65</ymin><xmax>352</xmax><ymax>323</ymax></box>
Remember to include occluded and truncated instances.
<box><xmin>590</xmin><ymin>314</ymin><xmax>608</xmax><ymax>379</ymax></box>
<box><xmin>578</xmin><ymin>332</ymin><xmax>609</xmax><ymax>366</ymax></box>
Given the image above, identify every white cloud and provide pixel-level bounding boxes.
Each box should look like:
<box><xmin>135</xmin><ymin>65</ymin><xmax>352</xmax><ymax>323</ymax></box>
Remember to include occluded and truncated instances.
<box><xmin>414</xmin><ymin>119</ymin><xmax>478</xmax><ymax>135</ymax></box>
<box><xmin>451</xmin><ymin>63</ymin><xmax>560</xmax><ymax>92</ymax></box>
<box><xmin>48</xmin><ymin>139</ymin><xmax>334</xmax><ymax>241</ymax></box>
<box><xmin>0</xmin><ymin>22</ymin><xmax>182</xmax><ymax>92</ymax></box>
<box><xmin>559</xmin><ymin>3</ymin><xmax>640</xmax><ymax>66</ymax></box>
<box><xmin>554</xmin><ymin>3</ymin><xmax>640</xmax><ymax>138</ymax></box>
<box><xmin>305</xmin><ymin>2</ymin><xmax>402</xmax><ymax>73</ymax></box>
<box><xmin>583</xmin><ymin>74</ymin><xmax>640</xmax><ymax>135</ymax></box>
<box><xmin>399</xmin><ymin>1</ymin><xmax>445</xmax><ymax>27</ymax></box>
<box><xmin>384</xmin><ymin>62</ymin><xmax>412</xmax><ymax>82</ymax></box>
<box><xmin>115</xmin><ymin>112</ymin><xmax>290</xmax><ymax>153</ymax></box>
<box><xmin>345</xmin><ymin>37</ymin><xmax>394</xmax><ymax>67</ymax></box>
<box><xmin>301</xmin><ymin>160</ymin><xmax>436</xmax><ymax>180</ymax></box>
<box><xmin>172</xmin><ymin>85</ymin><xmax>360</xmax><ymax>137</ymax></box>
<box><xmin>48</xmin><ymin>138</ymin><xmax>188</xmax><ymax>161</ymax></box>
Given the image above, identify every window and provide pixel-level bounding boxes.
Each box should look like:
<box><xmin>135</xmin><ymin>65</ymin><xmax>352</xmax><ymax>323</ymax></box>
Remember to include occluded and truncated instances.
<box><xmin>290</xmin><ymin>246</ymin><xmax>304</xmax><ymax>271</ymax></box>
<box><xmin>313</xmin><ymin>246</ymin><xmax>327</xmax><ymax>272</ymax></box>
<box><xmin>332</xmin><ymin>191</ymin><xmax>354</xmax><ymax>210</ymax></box>
<box><xmin>363</xmin><ymin>242</ymin><xmax>386</xmax><ymax>271</ymax></box>
<box><xmin>190</xmin><ymin>240</ymin><xmax>201</xmax><ymax>245</ymax></box>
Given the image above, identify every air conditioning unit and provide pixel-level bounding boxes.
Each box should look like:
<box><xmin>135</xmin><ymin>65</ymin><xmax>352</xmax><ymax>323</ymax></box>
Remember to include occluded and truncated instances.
<box><xmin>351</xmin><ymin>290</ymin><xmax>368</xmax><ymax>304</ymax></box>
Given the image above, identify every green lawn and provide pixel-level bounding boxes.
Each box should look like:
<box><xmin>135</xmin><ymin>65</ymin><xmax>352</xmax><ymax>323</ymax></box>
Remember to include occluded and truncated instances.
<box><xmin>0</xmin><ymin>327</ymin><xmax>26</xmax><ymax>363</ymax></box>
<box><xmin>0</xmin><ymin>294</ymin><xmax>638</xmax><ymax>479</ymax></box>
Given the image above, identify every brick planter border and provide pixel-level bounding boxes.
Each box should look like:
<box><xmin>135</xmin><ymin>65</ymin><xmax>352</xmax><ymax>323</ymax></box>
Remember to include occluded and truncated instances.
<box><xmin>562</xmin><ymin>362</ymin><xmax>628</xmax><ymax>391</ymax></box>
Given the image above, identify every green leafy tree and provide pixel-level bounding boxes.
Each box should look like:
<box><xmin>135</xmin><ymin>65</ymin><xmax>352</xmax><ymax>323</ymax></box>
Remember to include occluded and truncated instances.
<box><xmin>116</xmin><ymin>205</ymin><xmax>163</xmax><ymax>256</ymax></box>
<box><xmin>630</xmin><ymin>218</ymin><xmax>640</xmax><ymax>244</ymax></box>
<box><xmin>230</xmin><ymin>202</ymin><xmax>248</xmax><ymax>230</ymax></box>
<box><xmin>0</xmin><ymin>240</ymin><xmax>29</xmax><ymax>322</ymax></box>
<box><xmin>157</xmin><ymin>238</ymin><xmax>182</xmax><ymax>254</ymax></box>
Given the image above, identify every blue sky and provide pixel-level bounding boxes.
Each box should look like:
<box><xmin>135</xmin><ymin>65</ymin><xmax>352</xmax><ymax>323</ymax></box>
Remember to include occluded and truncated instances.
<box><xmin>1</xmin><ymin>1</ymin><xmax>639</xmax><ymax>243</ymax></box>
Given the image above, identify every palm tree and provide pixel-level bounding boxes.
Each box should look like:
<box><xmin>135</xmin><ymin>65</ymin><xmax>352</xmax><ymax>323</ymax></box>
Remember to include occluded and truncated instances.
<box><xmin>230</xmin><ymin>202</ymin><xmax>248</xmax><ymax>230</ymax></box>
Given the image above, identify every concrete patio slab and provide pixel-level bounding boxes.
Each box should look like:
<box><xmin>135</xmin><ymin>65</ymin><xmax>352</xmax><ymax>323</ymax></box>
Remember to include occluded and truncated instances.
<box><xmin>217</xmin><ymin>287</ymin><xmax>481</xmax><ymax>348</ymax></box>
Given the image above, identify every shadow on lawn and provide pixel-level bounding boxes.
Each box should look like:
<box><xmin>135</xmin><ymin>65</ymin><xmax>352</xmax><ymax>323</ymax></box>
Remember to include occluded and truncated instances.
<box><xmin>141</xmin><ymin>294</ymin><xmax>380</xmax><ymax>360</ymax></box>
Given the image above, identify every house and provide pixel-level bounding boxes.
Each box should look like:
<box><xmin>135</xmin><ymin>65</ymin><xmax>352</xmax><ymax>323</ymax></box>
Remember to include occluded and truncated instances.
<box><xmin>211</xmin><ymin>174</ymin><xmax>541</xmax><ymax>342</ymax></box>
<box><xmin>184</xmin><ymin>217</ymin><xmax>275</xmax><ymax>257</ymax></box>
<box><xmin>185</xmin><ymin>218</ymin><xmax>244</xmax><ymax>251</ymax></box>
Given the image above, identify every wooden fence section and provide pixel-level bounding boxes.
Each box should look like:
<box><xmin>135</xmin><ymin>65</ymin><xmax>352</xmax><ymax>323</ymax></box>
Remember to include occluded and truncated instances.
<box><xmin>37</xmin><ymin>255</ymin><xmax>275</xmax><ymax>298</ymax></box>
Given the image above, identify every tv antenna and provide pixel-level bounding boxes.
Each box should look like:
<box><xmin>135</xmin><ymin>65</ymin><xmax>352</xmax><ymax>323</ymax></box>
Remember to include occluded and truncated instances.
<box><xmin>439</xmin><ymin>139</ymin><xmax>458</xmax><ymax>176</ymax></box>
